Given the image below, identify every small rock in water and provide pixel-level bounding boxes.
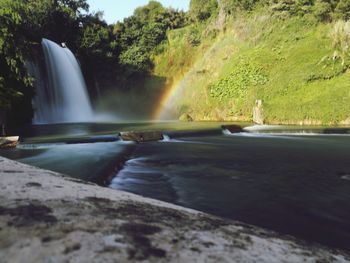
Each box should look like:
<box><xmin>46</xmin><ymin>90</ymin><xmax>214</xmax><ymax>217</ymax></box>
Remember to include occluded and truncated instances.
<box><xmin>119</xmin><ymin>131</ymin><xmax>163</xmax><ymax>143</ymax></box>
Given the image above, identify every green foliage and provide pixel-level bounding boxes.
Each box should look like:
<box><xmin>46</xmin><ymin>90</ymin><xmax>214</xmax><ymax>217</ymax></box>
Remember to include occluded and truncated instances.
<box><xmin>79</xmin><ymin>13</ymin><xmax>115</xmax><ymax>59</ymax></box>
<box><xmin>220</xmin><ymin>0</ymin><xmax>264</xmax><ymax>13</ymax></box>
<box><xmin>17</xmin><ymin>0</ymin><xmax>90</xmax><ymax>46</ymax></box>
<box><xmin>56</xmin><ymin>0</ymin><xmax>89</xmax><ymax>13</ymax></box>
<box><xmin>209</xmin><ymin>60</ymin><xmax>268</xmax><ymax>101</ymax></box>
<box><xmin>153</xmin><ymin>26</ymin><xmax>199</xmax><ymax>78</ymax></box>
<box><xmin>113</xmin><ymin>1</ymin><xmax>187</xmax><ymax>73</ymax></box>
<box><xmin>119</xmin><ymin>46</ymin><xmax>153</xmax><ymax>72</ymax></box>
<box><xmin>271</xmin><ymin>0</ymin><xmax>314</xmax><ymax>16</ymax></box>
<box><xmin>272</xmin><ymin>0</ymin><xmax>350</xmax><ymax>20</ymax></box>
<box><xmin>81</xmin><ymin>23</ymin><xmax>109</xmax><ymax>54</ymax></box>
<box><xmin>0</xmin><ymin>0</ymin><xmax>32</xmax><ymax>110</ymax></box>
<box><xmin>153</xmin><ymin>9</ymin><xmax>350</xmax><ymax>123</ymax></box>
<box><xmin>134</xmin><ymin>1</ymin><xmax>163</xmax><ymax>21</ymax></box>
<box><xmin>186</xmin><ymin>26</ymin><xmax>202</xmax><ymax>46</ymax></box>
<box><xmin>330</xmin><ymin>20</ymin><xmax>350</xmax><ymax>64</ymax></box>
<box><xmin>334</xmin><ymin>0</ymin><xmax>350</xmax><ymax>19</ymax></box>
<box><xmin>189</xmin><ymin>0</ymin><xmax>218</xmax><ymax>21</ymax></box>
<box><xmin>314</xmin><ymin>0</ymin><xmax>333</xmax><ymax>21</ymax></box>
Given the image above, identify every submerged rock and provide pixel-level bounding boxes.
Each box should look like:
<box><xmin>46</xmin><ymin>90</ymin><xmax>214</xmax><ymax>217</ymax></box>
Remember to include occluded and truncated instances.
<box><xmin>0</xmin><ymin>157</ymin><xmax>349</xmax><ymax>263</ymax></box>
<box><xmin>120</xmin><ymin>131</ymin><xmax>163</xmax><ymax>143</ymax></box>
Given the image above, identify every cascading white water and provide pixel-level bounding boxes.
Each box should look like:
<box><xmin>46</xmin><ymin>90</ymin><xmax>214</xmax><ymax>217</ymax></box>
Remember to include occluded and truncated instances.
<box><xmin>33</xmin><ymin>38</ymin><xmax>93</xmax><ymax>123</ymax></box>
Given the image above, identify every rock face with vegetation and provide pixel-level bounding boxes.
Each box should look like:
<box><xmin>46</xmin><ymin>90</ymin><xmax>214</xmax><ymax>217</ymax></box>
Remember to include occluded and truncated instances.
<box><xmin>1</xmin><ymin>156</ymin><xmax>350</xmax><ymax>263</ymax></box>
<box><xmin>153</xmin><ymin>0</ymin><xmax>350</xmax><ymax>124</ymax></box>
<box><xmin>1</xmin><ymin>0</ymin><xmax>350</xmax><ymax>125</ymax></box>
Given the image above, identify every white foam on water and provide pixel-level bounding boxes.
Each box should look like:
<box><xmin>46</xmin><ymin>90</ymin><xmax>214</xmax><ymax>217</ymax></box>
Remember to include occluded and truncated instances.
<box><xmin>161</xmin><ymin>134</ymin><xmax>171</xmax><ymax>142</ymax></box>
<box><xmin>341</xmin><ymin>174</ymin><xmax>350</xmax><ymax>181</ymax></box>
<box><xmin>243</xmin><ymin>125</ymin><xmax>286</xmax><ymax>132</ymax></box>
<box><xmin>222</xmin><ymin>129</ymin><xmax>232</xmax><ymax>136</ymax></box>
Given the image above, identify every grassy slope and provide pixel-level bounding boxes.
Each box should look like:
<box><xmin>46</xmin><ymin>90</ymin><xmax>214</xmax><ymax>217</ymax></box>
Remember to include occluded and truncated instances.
<box><xmin>152</xmin><ymin>9</ymin><xmax>350</xmax><ymax>124</ymax></box>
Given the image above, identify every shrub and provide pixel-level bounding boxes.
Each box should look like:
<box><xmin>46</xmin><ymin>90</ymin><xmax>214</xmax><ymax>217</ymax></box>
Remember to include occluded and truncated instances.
<box><xmin>220</xmin><ymin>0</ymin><xmax>264</xmax><ymax>14</ymax></box>
<box><xmin>209</xmin><ymin>59</ymin><xmax>268</xmax><ymax>101</ymax></box>
<box><xmin>334</xmin><ymin>0</ymin><xmax>350</xmax><ymax>20</ymax></box>
<box><xmin>314</xmin><ymin>0</ymin><xmax>333</xmax><ymax>21</ymax></box>
<box><xmin>186</xmin><ymin>26</ymin><xmax>201</xmax><ymax>46</ymax></box>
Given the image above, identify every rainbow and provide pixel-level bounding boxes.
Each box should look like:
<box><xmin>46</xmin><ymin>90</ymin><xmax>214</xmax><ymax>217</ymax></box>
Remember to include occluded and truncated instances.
<box><xmin>152</xmin><ymin>35</ymin><xmax>225</xmax><ymax>120</ymax></box>
<box><xmin>152</xmin><ymin>75</ymin><xmax>184</xmax><ymax>120</ymax></box>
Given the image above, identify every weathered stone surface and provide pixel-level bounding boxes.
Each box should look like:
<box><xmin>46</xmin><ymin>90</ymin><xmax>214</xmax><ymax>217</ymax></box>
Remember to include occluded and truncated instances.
<box><xmin>0</xmin><ymin>157</ymin><xmax>349</xmax><ymax>263</ymax></box>
<box><xmin>120</xmin><ymin>131</ymin><xmax>163</xmax><ymax>143</ymax></box>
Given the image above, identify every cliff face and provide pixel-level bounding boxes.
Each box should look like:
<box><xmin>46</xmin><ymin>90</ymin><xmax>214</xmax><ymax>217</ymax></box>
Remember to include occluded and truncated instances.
<box><xmin>151</xmin><ymin>7</ymin><xmax>350</xmax><ymax>124</ymax></box>
<box><xmin>0</xmin><ymin>156</ymin><xmax>349</xmax><ymax>262</ymax></box>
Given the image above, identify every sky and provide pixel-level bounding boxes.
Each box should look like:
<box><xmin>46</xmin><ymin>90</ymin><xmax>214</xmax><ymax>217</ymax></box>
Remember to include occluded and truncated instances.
<box><xmin>86</xmin><ymin>0</ymin><xmax>190</xmax><ymax>24</ymax></box>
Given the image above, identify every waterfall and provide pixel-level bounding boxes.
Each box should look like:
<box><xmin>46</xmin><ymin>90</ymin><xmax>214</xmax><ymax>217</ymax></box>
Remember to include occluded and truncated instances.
<box><xmin>33</xmin><ymin>38</ymin><xmax>94</xmax><ymax>123</ymax></box>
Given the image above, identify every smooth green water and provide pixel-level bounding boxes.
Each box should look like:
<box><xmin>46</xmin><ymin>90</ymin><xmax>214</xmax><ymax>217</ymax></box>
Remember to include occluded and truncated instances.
<box><xmin>2</xmin><ymin>122</ymin><xmax>239</xmax><ymax>182</ymax></box>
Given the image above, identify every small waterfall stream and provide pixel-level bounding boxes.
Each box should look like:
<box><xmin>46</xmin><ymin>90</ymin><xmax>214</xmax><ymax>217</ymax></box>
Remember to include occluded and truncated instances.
<box><xmin>33</xmin><ymin>38</ymin><xmax>93</xmax><ymax>123</ymax></box>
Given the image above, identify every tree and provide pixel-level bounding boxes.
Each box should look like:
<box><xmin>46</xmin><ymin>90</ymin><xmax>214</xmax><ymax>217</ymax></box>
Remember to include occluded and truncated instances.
<box><xmin>134</xmin><ymin>1</ymin><xmax>163</xmax><ymax>22</ymax></box>
<box><xmin>80</xmin><ymin>15</ymin><xmax>110</xmax><ymax>57</ymax></box>
<box><xmin>113</xmin><ymin>2</ymin><xmax>187</xmax><ymax>75</ymax></box>
<box><xmin>0</xmin><ymin>0</ymin><xmax>32</xmax><ymax>111</ymax></box>
<box><xmin>119</xmin><ymin>45</ymin><xmax>153</xmax><ymax>73</ymax></box>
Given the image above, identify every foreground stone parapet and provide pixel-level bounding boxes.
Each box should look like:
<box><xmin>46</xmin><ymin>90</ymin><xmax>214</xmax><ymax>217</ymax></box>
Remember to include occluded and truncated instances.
<box><xmin>0</xmin><ymin>157</ymin><xmax>349</xmax><ymax>263</ymax></box>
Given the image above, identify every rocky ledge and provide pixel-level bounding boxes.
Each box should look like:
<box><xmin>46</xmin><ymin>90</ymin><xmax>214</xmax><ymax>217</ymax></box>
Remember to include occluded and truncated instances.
<box><xmin>0</xmin><ymin>157</ymin><xmax>349</xmax><ymax>263</ymax></box>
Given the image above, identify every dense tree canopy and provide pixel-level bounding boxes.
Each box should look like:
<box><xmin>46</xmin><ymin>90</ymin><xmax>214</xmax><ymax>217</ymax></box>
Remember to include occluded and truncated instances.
<box><xmin>0</xmin><ymin>0</ymin><xmax>32</xmax><ymax>111</ymax></box>
<box><xmin>113</xmin><ymin>1</ymin><xmax>187</xmax><ymax>74</ymax></box>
